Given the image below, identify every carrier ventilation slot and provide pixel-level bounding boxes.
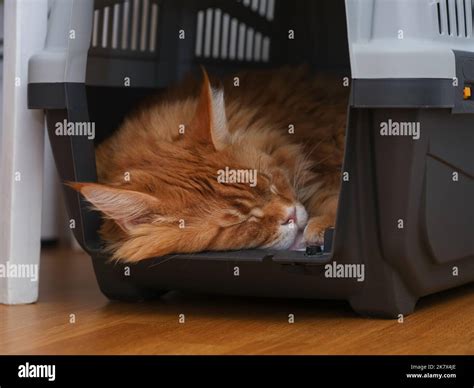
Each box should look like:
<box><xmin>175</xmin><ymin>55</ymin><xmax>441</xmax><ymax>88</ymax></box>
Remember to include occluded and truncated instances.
<box><xmin>91</xmin><ymin>0</ymin><xmax>159</xmax><ymax>53</ymax></box>
<box><xmin>436</xmin><ymin>0</ymin><xmax>473</xmax><ymax>37</ymax></box>
<box><xmin>195</xmin><ymin>8</ymin><xmax>271</xmax><ymax>62</ymax></box>
<box><xmin>236</xmin><ymin>0</ymin><xmax>275</xmax><ymax>21</ymax></box>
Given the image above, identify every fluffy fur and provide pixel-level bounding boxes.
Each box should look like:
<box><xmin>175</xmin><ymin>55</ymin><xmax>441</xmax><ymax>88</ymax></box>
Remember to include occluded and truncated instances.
<box><xmin>72</xmin><ymin>66</ymin><xmax>348</xmax><ymax>262</ymax></box>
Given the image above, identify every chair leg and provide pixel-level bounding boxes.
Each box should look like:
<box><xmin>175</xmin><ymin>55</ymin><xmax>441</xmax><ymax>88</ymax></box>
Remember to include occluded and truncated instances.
<box><xmin>0</xmin><ymin>0</ymin><xmax>48</xmax><ymax>304</ymax></box>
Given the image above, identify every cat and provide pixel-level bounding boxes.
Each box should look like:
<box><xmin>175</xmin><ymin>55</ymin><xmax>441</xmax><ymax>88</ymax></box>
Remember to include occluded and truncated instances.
<box><xmin>71</xmin><ymin>66</ymin><xmax>348</xmax><ymax>262</ymax></box>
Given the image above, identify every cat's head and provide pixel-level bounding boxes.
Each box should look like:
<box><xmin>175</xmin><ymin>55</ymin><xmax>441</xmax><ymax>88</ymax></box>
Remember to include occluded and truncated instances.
<box><xmin>71</xmin><ymin>70</ymin><xmax>308</xmax><ymax>262</ymax></box>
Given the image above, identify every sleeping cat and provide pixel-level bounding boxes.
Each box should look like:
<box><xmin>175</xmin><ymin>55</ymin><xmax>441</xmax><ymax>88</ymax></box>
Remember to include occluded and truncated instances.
<box><xmin>71</xmin><ymin>66</ymin><xmax>348</xmax><ymax>262</ymax></box>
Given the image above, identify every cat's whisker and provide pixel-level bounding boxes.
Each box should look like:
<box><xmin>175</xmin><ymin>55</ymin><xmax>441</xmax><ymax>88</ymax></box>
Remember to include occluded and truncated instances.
<box><xmin>148</xmin><ymin>254</ymin><xmax>179</xmax><ymax>268</ymax></box>
<box><xmin>311</xmin><ymin>154</ymin><xmax>333</xmax><ymax>168</ymax></box>
<box><xmin>305</xmin><ymin>133</ymin><xmax>335</xmax><ymax>157</ymax></box>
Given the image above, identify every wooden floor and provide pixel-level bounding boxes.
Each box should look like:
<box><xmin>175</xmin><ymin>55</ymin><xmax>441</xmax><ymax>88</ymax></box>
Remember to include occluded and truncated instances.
<box><xmin>0</xmin><ymin>246</ymin><xmax>473</xmax><ymax>355</ymax></box>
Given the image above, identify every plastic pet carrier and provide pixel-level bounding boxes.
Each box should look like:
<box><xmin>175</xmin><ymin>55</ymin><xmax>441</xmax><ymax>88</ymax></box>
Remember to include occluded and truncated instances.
<box><xmin>28</xmin><ymin>0</ymin><xmax>474</xmax><ymax>317</ymax></box>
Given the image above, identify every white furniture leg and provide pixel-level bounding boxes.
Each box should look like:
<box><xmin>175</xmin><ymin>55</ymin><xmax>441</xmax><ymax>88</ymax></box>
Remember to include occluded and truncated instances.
<box><xmin>0</xmin><ymin>0</ymin><xmax>48</xmax><ymax>304</ymax></box>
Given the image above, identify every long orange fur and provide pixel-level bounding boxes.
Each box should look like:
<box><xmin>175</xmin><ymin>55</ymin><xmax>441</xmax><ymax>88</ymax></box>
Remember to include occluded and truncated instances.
<box><xmin>72</xmin><ymin>66</ymin><xmax>348</xmax><ymax>262</ymax></box>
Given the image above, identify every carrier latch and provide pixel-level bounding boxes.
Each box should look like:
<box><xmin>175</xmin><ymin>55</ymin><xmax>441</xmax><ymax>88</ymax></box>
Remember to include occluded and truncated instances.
<box><xmin>463</xmin><ymin>85</ymin><xmax>472</xmax><ymax>100</ymax></box>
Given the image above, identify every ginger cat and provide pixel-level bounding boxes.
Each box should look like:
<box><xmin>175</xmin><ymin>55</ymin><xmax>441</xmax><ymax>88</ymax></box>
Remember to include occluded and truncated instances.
<box><xmin>72</xmin><ymin>66</ymin><xmax>348</xmax><ymax>262</ymax></box>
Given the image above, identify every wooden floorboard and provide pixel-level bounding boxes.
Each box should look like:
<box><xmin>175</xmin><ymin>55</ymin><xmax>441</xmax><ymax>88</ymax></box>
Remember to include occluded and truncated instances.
<box><xmin>0</xmin><ymin>246</ymin><xmax>473</xmax><ymax>355</ymax></box>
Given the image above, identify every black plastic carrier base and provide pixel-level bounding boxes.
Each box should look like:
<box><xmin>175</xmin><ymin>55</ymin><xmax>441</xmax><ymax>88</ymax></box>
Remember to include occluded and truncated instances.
<box><xmin>28</xmin><ymin>0</ymin><xmax>474</xmax><ymax>318</ymax></box>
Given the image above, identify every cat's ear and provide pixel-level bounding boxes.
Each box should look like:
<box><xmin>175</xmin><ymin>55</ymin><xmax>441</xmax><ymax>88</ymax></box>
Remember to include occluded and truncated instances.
<box><xmin>68</xmin><ymin>182</ymin><xmax>161</xmax><ymax>232</ymax></box>
<box><xmin>190</xmin><ymin>68</ymin><xmax>230</xmax><ymax>150</ymax></box>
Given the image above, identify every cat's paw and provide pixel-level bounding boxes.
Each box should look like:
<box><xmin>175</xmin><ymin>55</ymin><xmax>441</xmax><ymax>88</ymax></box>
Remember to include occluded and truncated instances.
<box><xmin>303</xmin><ymin>215</ymin><xmax>334</xmax><ymax>246</ymax></box>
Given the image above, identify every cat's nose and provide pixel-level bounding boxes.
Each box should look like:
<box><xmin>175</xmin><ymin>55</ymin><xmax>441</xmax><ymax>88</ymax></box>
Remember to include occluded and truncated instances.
<box><xmin>282</xmin><ymin>207</ymin><xmax>297</xmax><ymax>225</ymax></box>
